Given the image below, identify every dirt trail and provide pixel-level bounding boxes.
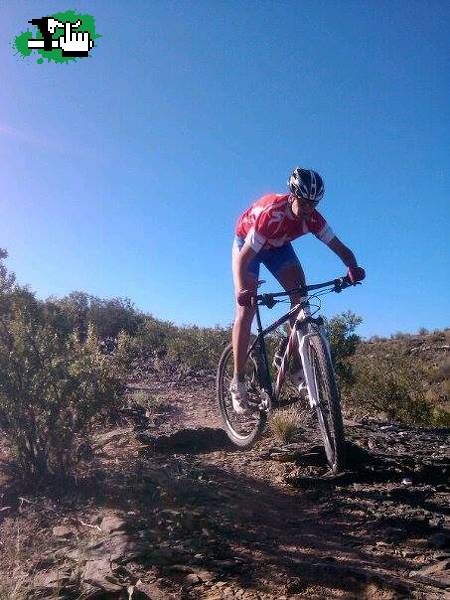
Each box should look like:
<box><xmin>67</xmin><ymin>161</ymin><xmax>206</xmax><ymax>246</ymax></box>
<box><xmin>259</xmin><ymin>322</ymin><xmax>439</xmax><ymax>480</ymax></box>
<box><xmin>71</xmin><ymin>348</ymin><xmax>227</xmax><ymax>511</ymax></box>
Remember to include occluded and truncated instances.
<box><xmin>126</xmin><ymin>376</ymin><xmax>450</xmax><ymax>599</ymax></box>
<box><xmin>1</xmin><ymin>375</ymin><xmax>448</xmax><ymax>599</ymax></box>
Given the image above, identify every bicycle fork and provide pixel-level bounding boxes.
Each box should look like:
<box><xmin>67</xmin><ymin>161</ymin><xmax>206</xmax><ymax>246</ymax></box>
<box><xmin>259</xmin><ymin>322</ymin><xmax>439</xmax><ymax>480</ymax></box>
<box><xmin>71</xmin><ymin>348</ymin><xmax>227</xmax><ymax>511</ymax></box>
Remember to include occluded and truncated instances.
<box><xmin>297</xmin><ymin>329</ymin><xmax>330</xmax><ymax>410</ymax></box>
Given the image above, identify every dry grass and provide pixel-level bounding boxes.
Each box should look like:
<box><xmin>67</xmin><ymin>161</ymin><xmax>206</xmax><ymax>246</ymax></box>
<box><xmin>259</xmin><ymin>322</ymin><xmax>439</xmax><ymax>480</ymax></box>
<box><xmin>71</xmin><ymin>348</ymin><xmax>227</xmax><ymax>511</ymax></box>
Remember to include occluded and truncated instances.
<box><xmin>269</xmin><ymin>407</ymin><xmax>302</xmax><ymax>443</ymax></box>
<box><xmin>129</xmin><ymin>389</ymin><xmax>166</xmax><ymax>412</ymax></box>
<box><xmin>0</xmin><ymin>514</ymin><xmax>47</xmax><ymax>600</ymax></box>
<box><xmin>0</xmin><ymin>492</ymin><xmax>76</xmax><ymax>600</ymax></box>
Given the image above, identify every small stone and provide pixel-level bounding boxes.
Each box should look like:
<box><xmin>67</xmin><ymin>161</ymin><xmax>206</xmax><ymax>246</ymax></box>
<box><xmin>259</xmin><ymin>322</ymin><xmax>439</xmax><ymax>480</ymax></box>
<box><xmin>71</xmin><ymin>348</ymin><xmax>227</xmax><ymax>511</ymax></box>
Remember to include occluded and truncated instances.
<box><xmin>100</xmin><ymin>515</ymin><xmax>127</xmax><ymax>534</ymax></box>
<box><xmin>401</xmin><ymin>477</ymin><xmax>413</xmax><ymax>486</ymax></box>
<box><xmin>401</xmin><ymin>549</ymin><xmax>418</xmax><ymax>558</ymax></box>
<box><xmin>52</xmin><ymin>525</ymin><xmax>74</xmax><ymax>539</ymax></box>
<box><xmin>33</xmin><ymin>569</ymin><xmax>69</xmax><ymax>591</ymax></box>
<box><xmin>197</xmin><ymin>570</ymin><xmax>216</xmax><ymax>582</ymax></box>
<box><xmin>82</xmin><ymin>558</ymin><xmax>122</xmax><ymax>592</ymax></box>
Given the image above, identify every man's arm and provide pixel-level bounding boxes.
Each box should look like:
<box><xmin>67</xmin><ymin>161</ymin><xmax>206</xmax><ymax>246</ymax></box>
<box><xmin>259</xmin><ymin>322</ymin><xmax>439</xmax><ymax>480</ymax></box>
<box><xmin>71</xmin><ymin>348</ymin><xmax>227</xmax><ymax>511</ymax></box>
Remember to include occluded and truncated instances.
<box><xmin>326</xmin><ymin>236</ymin><xmax>365</xmax><ymax>283</ymax></box>
<box><xmin>327</xmin><ymin>236</ymin><xmax>358</xmax><ymax>268</ymax></box>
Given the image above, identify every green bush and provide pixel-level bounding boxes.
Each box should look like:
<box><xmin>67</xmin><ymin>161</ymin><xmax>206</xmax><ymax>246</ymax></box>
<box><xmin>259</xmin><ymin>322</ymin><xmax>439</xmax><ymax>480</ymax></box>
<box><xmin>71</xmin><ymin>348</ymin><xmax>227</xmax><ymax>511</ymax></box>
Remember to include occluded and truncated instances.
<box><xmin>52</xmin><ymin>291</ymin><xmax>144</xmax><ymax>339</ymax></box>
<box><xmin>342</xmin><ymin>328</ymin><xmax>450</xmax><ymax>425</ymax></box>
<box><xmin>325</xmin><ymin>310</ymin><xmax>362</xmax><ymax>387</ymax></box>
<box><xmin>165</xmin><ymin>324</ymin><xmax>231</xmax><ymax>371</ymax></box>
<box><xmin>131</xmin><ymin>317</ymin><xmax>231</xmax><ymax>373</ymax></box>
<box><xmin>346</xmin><ymin>362</ymin><xmax>432</xmax><ymax>424</ymax></box>
<box><xmin>0</xmin><ymin>250</ymin><xmax>129</xmax><ymax>481</ymax></box>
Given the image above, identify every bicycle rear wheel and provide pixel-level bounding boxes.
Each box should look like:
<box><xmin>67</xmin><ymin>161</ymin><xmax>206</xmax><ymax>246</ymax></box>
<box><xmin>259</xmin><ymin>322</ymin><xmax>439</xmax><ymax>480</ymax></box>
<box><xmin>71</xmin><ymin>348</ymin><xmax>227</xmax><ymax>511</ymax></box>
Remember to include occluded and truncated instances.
<box><xmin>216</xmin><ymin>342</ymin><xmax>268</xmax><ymax>448</ymax></box>
<box><xmin>308</xmin><ymin>335</ymin><xmax>345</xmax><ymax>473</ymax></box>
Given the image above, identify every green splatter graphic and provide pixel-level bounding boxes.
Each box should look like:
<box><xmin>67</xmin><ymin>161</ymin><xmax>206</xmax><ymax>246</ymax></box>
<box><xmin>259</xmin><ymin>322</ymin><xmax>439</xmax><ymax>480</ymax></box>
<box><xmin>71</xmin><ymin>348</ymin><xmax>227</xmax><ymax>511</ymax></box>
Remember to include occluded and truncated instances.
<box><xmin>14</xmin><ymin>31</ymin><xmax>33</xmax><ymax>58</ymax></box>
<box><xmin>13</xmin><ymin>10</ymin><xmax>101</xmax><ymax>64</ymax></box>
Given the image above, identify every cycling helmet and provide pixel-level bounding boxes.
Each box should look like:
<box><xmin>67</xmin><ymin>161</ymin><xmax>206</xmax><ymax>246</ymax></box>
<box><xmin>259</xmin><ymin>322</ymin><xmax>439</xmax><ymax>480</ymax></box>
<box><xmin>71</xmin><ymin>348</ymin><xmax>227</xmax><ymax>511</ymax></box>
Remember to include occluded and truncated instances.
<box><xmin>288</xmin><ymin>167</ymin><xmax>325</xmax><ymax>203</ymax></box>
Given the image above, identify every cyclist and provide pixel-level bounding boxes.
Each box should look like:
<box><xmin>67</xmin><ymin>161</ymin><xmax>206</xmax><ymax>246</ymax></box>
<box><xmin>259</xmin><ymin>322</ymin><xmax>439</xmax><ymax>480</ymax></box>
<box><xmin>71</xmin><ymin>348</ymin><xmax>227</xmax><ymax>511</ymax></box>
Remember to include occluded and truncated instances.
<box><xmin>231</xmin><ymin>167</ymin><xmax>365</xmax><ymax>414</ymax></box>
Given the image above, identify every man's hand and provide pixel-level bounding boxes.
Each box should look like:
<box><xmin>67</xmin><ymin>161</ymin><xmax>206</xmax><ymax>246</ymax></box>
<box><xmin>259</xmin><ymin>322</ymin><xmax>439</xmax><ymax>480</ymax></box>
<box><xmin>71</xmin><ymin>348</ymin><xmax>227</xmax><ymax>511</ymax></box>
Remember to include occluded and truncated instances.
<box><xmin>348</xmin><ymin>266</ymin><xmax>366</xmax><ymax>284</ymax></box>
<box><xmin>237</xmin><ymin>289</ymin><xmax>255</xmax><ymax>307</ymax></box>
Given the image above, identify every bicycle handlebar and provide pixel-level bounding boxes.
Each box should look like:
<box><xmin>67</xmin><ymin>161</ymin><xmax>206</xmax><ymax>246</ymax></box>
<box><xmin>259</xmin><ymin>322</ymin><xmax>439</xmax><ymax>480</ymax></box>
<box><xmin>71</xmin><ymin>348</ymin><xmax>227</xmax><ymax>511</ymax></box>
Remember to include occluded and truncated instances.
<box><xmin>256</xmin><ymin>275</ymin><xmax>358</xmax><ymax>307</ymax></box>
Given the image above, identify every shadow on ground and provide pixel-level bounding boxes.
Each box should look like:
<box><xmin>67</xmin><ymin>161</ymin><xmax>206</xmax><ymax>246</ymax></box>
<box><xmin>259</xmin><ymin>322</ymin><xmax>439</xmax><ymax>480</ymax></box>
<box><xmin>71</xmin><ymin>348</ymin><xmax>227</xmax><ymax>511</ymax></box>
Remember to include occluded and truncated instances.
<box><xmin>137</xmin><ymin>426</ymin><xmax>233</xmax><ymax>454</ymax></box>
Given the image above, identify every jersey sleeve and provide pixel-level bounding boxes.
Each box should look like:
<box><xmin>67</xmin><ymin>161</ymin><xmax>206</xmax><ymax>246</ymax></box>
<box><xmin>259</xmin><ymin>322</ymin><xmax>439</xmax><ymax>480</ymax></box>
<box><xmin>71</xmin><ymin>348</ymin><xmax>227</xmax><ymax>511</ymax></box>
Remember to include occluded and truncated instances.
<box><xmin>309</xmin><ymin>210</ymin><xmax>335</xmax><ymax>244</ymax></box>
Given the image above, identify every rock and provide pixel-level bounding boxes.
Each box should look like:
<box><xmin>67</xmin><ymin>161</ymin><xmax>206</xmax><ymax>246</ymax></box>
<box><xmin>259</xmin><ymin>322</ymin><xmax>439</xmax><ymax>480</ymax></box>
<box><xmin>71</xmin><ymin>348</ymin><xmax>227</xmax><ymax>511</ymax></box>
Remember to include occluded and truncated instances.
<box><xmin>52</xmin><ymin>525</ymin><xmax>75</xmax><ymax>539</ymax></box>
<box><xmin>100</xmin><ymin>514</ymin><xmax>127</xmax><ymax>534</ymax></box>
<box><xmin>401</xmin><ymin>549</ymin><xmax>418</xmax><ymax>558</ymax></box>
<box><xmin>168</xmin><ymin>564</ymin><xmax>193</xmax><ymax>573</ymax></box>
<box><xmin>93</xmin><ymin>427</ymin><xmax>133</xmax><ymax>449</ymax></box>
<box><xmin>286</xmin><ymin>577</ymin><xmax>307</xmax><ymax>593</ymax></box>
<box><xmin>82</xmin><ymin>557</ymin><xmax>123</xmax><ymax>592</ymax></box>
<box><xmin>410</xmin><ymin>558</ymin><xmax>450</xmax><ymax>589</ymax></box>
<box><xmin>185</xmin><ymin>573</ymin><xmax>202</xmax><ymax>584</ymax></box>
<box><xmin>65</xmin><ymin>548</ymin><xmax>81</xmax><ymax>561</ymax></box>
<box><xmin>196</xmin><ymin>569</ymin><xmax>216</xmax><ymax>582</ymax></box>
<box><xmin>33</xmin><ymin>569</ymin><xmax>70</xmax><ymax>591</ymax></box>
<box><xmin>105</xmin><ymin>531</ymin><xmax>147</xmax><ymax>562</ymax></box>
<box><xmin>270</xmin><ymin>451</ymin><xmax>300</xmax><ymax>463</ymax></box>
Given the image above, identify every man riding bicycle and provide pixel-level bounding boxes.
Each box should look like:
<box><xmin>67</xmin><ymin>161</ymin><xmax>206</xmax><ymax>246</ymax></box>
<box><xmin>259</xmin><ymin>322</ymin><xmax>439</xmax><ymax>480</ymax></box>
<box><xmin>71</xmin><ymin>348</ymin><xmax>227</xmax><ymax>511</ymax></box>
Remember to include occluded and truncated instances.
<box><xmin>231</xmin><ymin>167</ymin><xmax>365</xmax><ymax>414</ymax></box>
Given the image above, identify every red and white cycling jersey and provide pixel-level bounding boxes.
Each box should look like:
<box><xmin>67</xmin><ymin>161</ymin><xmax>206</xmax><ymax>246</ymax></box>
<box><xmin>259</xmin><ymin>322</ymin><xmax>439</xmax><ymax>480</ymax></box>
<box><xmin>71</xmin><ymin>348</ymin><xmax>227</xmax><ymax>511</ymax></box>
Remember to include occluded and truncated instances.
<box><xmin>235</xmin><ymin>193</ymin><xmax>335</xmax><ymax>253</ymax></box>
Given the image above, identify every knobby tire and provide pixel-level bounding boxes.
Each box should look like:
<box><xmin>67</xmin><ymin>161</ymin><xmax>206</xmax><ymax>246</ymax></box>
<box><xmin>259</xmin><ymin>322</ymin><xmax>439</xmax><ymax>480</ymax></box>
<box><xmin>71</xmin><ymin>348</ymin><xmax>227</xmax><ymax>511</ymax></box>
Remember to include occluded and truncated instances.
<box><xmin>309</xmin><ymin>335</ymin><xmax>346</xmax><ymax>473</ymax></box>
<box><xmin>216</xmin><ymin>342</ymin><xmax>267</xmax><ymax>448</ymax></box>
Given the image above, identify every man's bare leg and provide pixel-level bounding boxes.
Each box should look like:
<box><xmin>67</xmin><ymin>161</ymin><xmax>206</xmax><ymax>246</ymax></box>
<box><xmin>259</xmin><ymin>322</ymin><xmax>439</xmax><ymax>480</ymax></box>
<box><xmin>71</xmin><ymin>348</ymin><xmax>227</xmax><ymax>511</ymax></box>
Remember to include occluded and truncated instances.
<box><xmin>231</xmin><ymin>240</ymin><xmax>256</xmax><ymax>380</ymax></box>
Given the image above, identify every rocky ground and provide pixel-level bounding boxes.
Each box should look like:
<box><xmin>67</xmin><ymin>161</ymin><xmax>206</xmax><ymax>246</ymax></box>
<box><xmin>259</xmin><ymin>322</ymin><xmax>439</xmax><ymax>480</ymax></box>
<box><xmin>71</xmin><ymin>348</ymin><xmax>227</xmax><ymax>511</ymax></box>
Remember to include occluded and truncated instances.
<box><xmin>0</xmin><ymin>372</ymin><xmax>449</xmax><ymax>599</ymax></box>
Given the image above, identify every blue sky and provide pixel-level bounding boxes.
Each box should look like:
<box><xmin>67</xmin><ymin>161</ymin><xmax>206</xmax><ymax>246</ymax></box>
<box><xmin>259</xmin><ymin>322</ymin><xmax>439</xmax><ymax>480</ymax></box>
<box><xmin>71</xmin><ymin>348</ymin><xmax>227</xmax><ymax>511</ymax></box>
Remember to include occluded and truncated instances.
<box><xmin>2</xmin><ymin>1</ymin><xmax>449</xmax><ymax>338</ymax></box>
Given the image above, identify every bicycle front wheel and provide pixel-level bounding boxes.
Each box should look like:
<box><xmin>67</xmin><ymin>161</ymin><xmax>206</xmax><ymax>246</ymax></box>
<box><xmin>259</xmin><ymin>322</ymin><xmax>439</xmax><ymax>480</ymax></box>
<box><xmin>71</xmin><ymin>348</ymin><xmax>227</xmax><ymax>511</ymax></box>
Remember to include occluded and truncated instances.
<box><xmin>308</xmin><ymin>336</ymin><xmax>345</xmax><ymax>473</ymax></box>
<box><xmin>216</xmin><ymin>342</ymin><xmax>268</xmax><ymax>448</ymax></box>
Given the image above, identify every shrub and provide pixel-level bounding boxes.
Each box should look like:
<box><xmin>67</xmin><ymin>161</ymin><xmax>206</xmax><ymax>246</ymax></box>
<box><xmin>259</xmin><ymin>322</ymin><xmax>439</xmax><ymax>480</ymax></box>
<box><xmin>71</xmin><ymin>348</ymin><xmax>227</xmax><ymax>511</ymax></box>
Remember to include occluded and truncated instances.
<box><xmin>129</xmin><ymin>390</ymin><xmax>166</xmax><ymax>412</ymax></box>
<box><xmin>343</xmin><ymin>326</ymin><xmax>450</xmax><ymax>426</ymax></box>
<box><xmin>343</xmin><ymin>347</ymin><xmax>437</xmax><ymax>424</ymax></box>
<box><xmin>325</xmin><ymin>311</ymin><xmax>362</xmax><ymax>387</ymax></box>
<box><xmin>0</xmin><ymin>251</ymin><xmax>129</xmax><ymax>481</ymax></box>
<box><xmin>53</xmin><ymin>291</ymin><xmax>144</xmax><ymax>339</ymax></box>
<box><xmin>165</xmin><ymin>324</ymin><xmax>231</xmax><ymax>371</ymax></box>
<box><xmin>132</xmin><ymin>318</ymin><xmax>231</xmax><ymax>374</ymax></box>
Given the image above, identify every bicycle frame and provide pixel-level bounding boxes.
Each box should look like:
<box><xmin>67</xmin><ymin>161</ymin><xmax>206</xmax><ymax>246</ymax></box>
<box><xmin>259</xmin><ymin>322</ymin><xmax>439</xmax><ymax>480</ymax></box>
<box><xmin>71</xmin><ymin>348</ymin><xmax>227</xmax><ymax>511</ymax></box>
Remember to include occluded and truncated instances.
<box><xmin>248</xmin><ymin>287</ymin><xmax>339</xmax><ymax>414</ymax></box>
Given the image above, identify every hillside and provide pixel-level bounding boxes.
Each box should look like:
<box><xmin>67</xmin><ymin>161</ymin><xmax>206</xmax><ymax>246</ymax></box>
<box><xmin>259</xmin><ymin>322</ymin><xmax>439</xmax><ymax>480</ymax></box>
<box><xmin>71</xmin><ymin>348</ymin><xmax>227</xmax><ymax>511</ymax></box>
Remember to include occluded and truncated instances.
<box><xmin>0</xmin><ymin>264</ymin><xmax>448</xmax><ymax>598</ymax></box>
<box><xmin>1</xmin><ymin>368</ymin><xmax>448</xmax><ymax>599</ymax></box>
<box><xmin>341</xmin><ymin>329</ymin><xmax>450</xmax><ymax>425</ymax></box>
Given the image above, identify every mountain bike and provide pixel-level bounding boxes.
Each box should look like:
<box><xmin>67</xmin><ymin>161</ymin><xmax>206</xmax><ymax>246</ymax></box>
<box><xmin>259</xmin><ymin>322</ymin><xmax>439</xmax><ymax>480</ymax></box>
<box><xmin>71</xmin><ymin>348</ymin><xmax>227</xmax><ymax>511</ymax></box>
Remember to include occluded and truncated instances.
<box><xmin>217</xmin><ymin>275</ymin><xmax>360</xmax><ymax>473</ymax></box>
